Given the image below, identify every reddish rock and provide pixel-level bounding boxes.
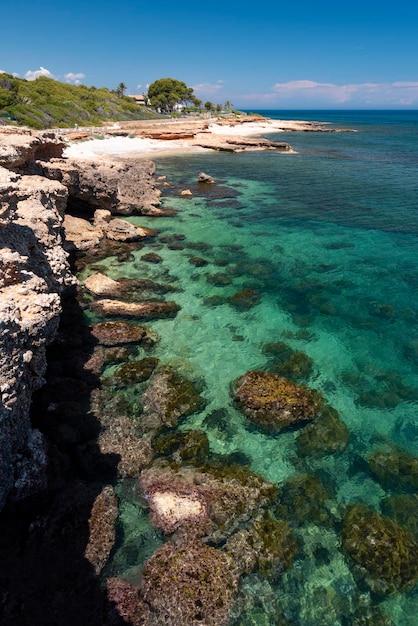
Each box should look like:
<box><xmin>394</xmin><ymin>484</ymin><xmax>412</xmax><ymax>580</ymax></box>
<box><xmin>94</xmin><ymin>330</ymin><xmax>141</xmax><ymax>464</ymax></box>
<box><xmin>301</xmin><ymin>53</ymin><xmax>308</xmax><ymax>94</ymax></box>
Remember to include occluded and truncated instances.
<box><xmin>84</xmin><ymin>485</ymin><xmax>119</xmax><ymax>575</ymax></box>
<box><xmin>90</xmin><ymin>321</ymin><xmax>150</xmax><ymax>346</ymax></box>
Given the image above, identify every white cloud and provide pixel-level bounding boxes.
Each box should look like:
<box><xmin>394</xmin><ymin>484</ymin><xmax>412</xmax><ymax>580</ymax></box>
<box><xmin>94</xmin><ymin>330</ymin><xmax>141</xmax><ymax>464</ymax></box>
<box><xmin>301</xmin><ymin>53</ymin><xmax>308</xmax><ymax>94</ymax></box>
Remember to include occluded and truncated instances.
<box><xmin>24</xmin><ymin>66</ymin><xmax>55</xmax><ymax>81</ymax></box>
<box><xmin>65</xmin><ymin>72</ymin><xmax>85</xmax><ymax>85</ymax></box>
<box><xmin>240</xmin><ymin>79</ymin><xmax>418</xmax><ymax>107</ymax></box>
<box><xmin>136</xmin><ymin>83</ymin><xmax>142</xmax><ymax>90</ymax></box>
<box><xmin>193</xmin><ymin>80</ymin><xmax>224</xmax><ymax>96</ymax></box>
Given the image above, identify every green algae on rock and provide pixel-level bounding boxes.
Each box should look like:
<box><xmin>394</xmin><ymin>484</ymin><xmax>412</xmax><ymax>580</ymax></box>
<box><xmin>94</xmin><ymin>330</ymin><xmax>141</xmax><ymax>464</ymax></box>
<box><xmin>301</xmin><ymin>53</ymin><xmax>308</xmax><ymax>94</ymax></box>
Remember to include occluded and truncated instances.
<box><xmin>382</xmin><ymin>493</ymin><xmax>418</xmax><ymax>538</ymax></box>
<box><xmin>367</xmin><ymin>445</ymin><xmax>418</xmax><ymax>492</ymax></box>
<box><xmin>140</xmin><ymin>540</ymin><xmax>239</xmax><ymax>626</ymax></box>
<box><xmin>114</xmin><ymin>357</ymin><xmax>159</xmax><ymax>387</ymax></box>
<box><xmin>153</xmin><ymin>429</ymin><xmax>210</xmax><ymax>465</ymax></box>
<box><xmin>275</xmin><ymin>473</ymin><xmax>333</xmax><ymax>528</ymax></box>
<box><xmin>225</xmin><ymin>512</ymin><xmax>298</xmax><ymax>579</ymax></box>
<box><xmin>262</xmin><ymin>340</ymin><xmax>314</xmax><ymax>381</ymax></box>
<box><xmin>139</xmin><ymin>368</ymin><xmax>206</xmax><ymax>434</ymax></box>
<box><xmin>90</xmin><ymin>320</ymin><xmax>156</xmax><ymax>346</ymax></box>
<box><xmin>295</xmin><ymin>405</ymin><xmax>350</xmax><ymax>457</ymax></box>
<box><xmin>342</xmin><ymin>503</ymin><xmax>418</xmax><ymax>596</ymax></box>
<box><xmin>232</xmin><ymin>369</ymin><xmax>322</xmax><ymax>434</ymax></box>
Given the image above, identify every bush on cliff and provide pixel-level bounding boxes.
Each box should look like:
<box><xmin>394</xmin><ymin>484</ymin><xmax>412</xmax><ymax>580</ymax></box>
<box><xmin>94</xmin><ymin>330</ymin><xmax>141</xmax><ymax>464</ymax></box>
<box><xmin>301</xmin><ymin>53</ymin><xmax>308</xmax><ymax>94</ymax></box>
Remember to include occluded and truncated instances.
<box><xmin>0</xmin><ymin>73</ymin><xmax>160</xmax><ymax>129</ymax></box>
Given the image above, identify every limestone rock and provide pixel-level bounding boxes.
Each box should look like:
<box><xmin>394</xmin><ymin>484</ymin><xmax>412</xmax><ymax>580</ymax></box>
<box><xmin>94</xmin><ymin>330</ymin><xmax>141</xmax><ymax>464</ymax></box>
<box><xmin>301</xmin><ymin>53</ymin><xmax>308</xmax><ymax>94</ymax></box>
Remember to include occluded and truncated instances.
<box><xmin>198</xmin><ymin>171</ymin><xmax>215</xmax><ymax>183</ymax></box>
<box><xmin>36</xmin><ymin>157</ymin><xmax>162</xmax><ymax>215</ymax></box>
<box><xmin>63</xmin><ymin>214</ymin><xmax>103</xmax><ymax>251</ymax></box>
<box><xmin>0</xmin><ymin>166</ymin><xmax>75</xmax><ymax>509</ymax></box>
<box><xmin>84</xmin><ymin>272</ymin><xmax>121</xmax><ymax>297</ymax></box>
<box><xmin>90</xmin><ymin>298</ymin><xmax>180</xmax><ymax>319</ymax></box>
<box><xmin>0</xmin><ymin>126</ymin><xmax>65</xmax><ymax>170</ymax></box>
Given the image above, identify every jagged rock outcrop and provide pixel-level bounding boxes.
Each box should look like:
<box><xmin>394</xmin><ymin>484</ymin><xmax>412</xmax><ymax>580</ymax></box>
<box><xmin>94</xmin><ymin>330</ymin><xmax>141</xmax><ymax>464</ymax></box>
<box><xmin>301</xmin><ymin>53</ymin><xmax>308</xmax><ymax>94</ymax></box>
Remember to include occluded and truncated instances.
<box><xmin>0</xmin><ymin>125</ymin><xmax>166</xmax><ymax>510</ymax></box>
<box><xmin>0</xmin><ymin>126</ymin><xmax>65</xmax><ymax>170</ymax></box>
<box><xmin>63</xmin><ymin>209</ymin><xmax>156</xmax><ymax>252</ymax></box>
<box><xmin>36</xmin><ymin>157</ymin><xmax>162</xmax><ymax>215</ymax></box>
<box><xmin>0</xmin><ymin>164</ymin><xmax>76</xmax><ymax>509</ymax></box>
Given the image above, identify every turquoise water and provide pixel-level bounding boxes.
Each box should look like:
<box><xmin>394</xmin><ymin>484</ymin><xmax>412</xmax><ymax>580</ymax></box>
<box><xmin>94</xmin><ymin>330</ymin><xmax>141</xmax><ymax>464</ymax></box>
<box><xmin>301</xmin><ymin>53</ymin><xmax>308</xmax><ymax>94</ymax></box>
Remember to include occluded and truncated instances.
<box><xmin>91</xmin><ymin>111</ymin><xmax>418</xmax><ymax>624</ymax></box>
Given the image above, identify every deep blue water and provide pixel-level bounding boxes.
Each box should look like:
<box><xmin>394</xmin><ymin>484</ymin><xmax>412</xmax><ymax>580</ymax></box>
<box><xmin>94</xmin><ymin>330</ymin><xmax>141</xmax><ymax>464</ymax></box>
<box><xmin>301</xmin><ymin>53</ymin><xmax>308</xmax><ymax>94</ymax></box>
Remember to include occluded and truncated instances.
<box><xmin>89</xmin><ymin>111</ymin><xmax>418</xmax><ymax>625</ymax></box>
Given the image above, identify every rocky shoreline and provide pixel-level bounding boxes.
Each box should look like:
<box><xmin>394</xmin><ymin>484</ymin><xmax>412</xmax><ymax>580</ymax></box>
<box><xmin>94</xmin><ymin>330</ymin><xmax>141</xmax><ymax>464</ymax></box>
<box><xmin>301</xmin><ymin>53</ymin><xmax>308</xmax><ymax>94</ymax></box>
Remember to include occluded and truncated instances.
<box><xmin>1</xmin><ymin>121</ymin><xmax>417</xmax><ymax>626</ymax></box>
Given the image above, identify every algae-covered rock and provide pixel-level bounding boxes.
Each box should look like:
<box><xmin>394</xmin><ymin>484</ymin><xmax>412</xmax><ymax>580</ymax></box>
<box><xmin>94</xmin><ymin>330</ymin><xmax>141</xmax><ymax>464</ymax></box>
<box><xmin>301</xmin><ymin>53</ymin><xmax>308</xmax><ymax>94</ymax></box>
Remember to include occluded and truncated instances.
<box><xmin>153</xmin><ymin>429</ymin><xmax>210</xmax><ymax>465</ymax></box>
<box><xmin>90</xmin><ymin>320</ymin><xmax>154</xmax><ymax>346</ymax></box>
<box><xmin>368</xmin><ymin>445</ymin><xmax>418</xmax><ymax>492</ymax></box>
<box><xmin>228</xmin><ymin>288</ymin><xmax>261</xmax><ymax>311</ymax></box>
<box><xmin>342</xmin><ymin>503</ymin><xmax>418</xmax><ymax>596</ymax></box>
<box><xmin>233</xmin><ymin>369</ymin><xmax>322</xmax><ymax>434</ymax></box>
<box><xmin>140</xmin><ymin>540</ymin><xmax>238</xmax><ymax>626</ymax></box>
<box><xmin>382</xmin><ymin>493</ymin><xmax>418</xmax><ymax>538</ymax></box>
<box><xmin>295</xmin><ymin>405</ymin><xmax>350</xmax><ymax>457</ymax></box>
<box><xmin>98</xmin><ymin>415</ymin><xmax>154</xmax><ymax>478</ymax></box>
<box><xmin>226</xmin><ymin>513</ymin><xmax>298</xmax><ymax>579</ymax></box>
<box><xmin>262</xmin><ymin>340</ymin><xmax>313</xmax><ymax>381</ymax></box>
<box><xmin>84</xmin><ymin>485</ymin><xmax>118</xmax><ymax>575</ymax></box>
<box><xmin>106</xmin><ymin>578</ymin><xmax>151</xmax><ymax>626</ymax></box>
<box><xmin>114</xmin><ymin>357</ymin><xmax>159</xmax><ymax>387</ymax></box>
<box><xmin>139</xmin><ymin>461</ymin><xmax>276</xmax><ymax>542</ymax></box>
<box><xmin>140</xmin><ymin>368</ymin><xmax>206</xmax><ymax>434</ymax></box>
<box><xmin>275</xmin><ymin>473</ymin><xmax>332</xmax><ymax>527</ymax></box>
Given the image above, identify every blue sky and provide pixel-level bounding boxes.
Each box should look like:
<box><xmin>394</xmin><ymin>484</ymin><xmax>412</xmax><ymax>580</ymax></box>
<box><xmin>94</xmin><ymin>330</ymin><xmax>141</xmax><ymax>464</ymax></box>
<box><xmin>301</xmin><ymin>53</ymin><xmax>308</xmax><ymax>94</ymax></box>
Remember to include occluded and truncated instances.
<box><xmin>2</xmin><ymin>0</ymin><xmax>418</xmax><ymax>108</ymax></box>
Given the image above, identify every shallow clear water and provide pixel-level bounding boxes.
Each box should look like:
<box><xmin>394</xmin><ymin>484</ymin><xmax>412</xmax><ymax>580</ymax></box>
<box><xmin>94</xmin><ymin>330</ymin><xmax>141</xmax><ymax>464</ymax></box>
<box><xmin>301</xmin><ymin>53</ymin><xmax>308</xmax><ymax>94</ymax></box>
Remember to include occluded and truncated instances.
<box><xmin>88</xmin><ymin>111</ymin><xmax>418</xmax><ymax>624</ymax></box>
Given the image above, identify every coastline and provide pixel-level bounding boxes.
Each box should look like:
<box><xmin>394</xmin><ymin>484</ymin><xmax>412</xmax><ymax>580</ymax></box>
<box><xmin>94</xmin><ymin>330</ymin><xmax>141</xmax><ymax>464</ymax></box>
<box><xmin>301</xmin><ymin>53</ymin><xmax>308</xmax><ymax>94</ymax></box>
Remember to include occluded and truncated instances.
<box><xmin>62</xmin><ymin>115</ymin><xmax>338</xmax><ymax>159</ymax></box>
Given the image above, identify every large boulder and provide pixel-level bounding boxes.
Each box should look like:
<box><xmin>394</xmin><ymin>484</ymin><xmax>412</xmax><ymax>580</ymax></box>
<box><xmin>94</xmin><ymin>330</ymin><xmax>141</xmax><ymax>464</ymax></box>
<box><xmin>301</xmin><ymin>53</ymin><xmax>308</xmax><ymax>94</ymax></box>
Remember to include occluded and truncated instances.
<box><xmin>232</xmin><ymin>369</ymin><xmax>322</xmax><ymax>433</ymax></box>
<box><xmin>139</xmin><ymin>461</ymin><xmax>276</xmax><ymax>543</ymax></box>
<box><xmin>342</xmin><ymin>503</ymin><xmax>418</xmax><ymax>596</ymax></box>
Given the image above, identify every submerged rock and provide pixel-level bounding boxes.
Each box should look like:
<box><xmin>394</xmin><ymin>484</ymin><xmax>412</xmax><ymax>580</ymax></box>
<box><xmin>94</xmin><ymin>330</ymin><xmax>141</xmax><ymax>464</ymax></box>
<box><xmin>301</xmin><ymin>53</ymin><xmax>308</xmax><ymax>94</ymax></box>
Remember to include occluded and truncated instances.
<box><xmin>262</xmin><ymin>340</ymin><xmax>313</xmax><ymax>381</ymax></box>
<box><xmin>153</xmin><ymin>429</ymin><xmax>210</xmax><ymax>465</ymax></box>
<box><xmin>233</xmin><ymin>370</ymin><xmax>322</xmax><ymax>433</ymax></box>
<box><xmin>84</xmin><ymin>485</ymin><xmax>118</xmax><ymax>575</ymax></box>
<box><xmin>113</xmin><ymin>357</ymin><xmax>159</xmax><ymax>387</ymax></box>
<box><xmin>139</xmin><ymin>368</ymin><xmax>206</xmax><ymax>433</ymax></box>
<box><xmin>228</xmin><ymin>288</ymin><xmax>261</xmax><ymax>311</ymax></box>
<box><xmin>140</xmin><ymin>540</ymin><xmax>238</xmax><ymax>626</ymax></box>
<box><xmin>90</xmin><ymin>320</ymin><xmax>152</xmax><ymax>346</ymax></box>
<box><xmin>225</xmin><ymin>513</ymin><xmax>298</xmax><ymax>579</ymax></box>
<box><xmin>367</xmin><ymin>445</ymin><xmax>418</xmax><ymax>492</ymax></box>
<box><xmin>342</xmin><ymin>503</ymin><xmax>418</xmax><ymax>596</ymax></box>
<box><xmin>139</xmin><ymin>461</ymin><xmax>276</xmax><ymax>543</ymax></box>
<box><xmin>295</xmin><ymin>405</ymin><xmax>350</xmax><ymax>457</ymax></box>
<box><xmin>382</xmin><ymin>493</ymin><xmax>418</xmax><ymax>538</ymax></box>
<box><xmin>90</xmin><ymin>298</ymin><xmax>180</xmax><ymax>320</ymax></box>
<box><xmin>275</xmin><ymin>473</ymin><xmax>333</xmax><ymax>527</ymax></box>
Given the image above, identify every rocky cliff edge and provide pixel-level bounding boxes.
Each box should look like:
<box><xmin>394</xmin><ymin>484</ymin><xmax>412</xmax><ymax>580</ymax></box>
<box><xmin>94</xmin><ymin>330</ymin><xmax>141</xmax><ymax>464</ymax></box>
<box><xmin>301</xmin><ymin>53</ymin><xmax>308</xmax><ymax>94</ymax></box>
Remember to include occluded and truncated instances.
<box><xmin>0</xmin><ymin>127</ymin><xmax>161</xmax><ymax>509</ymax></box>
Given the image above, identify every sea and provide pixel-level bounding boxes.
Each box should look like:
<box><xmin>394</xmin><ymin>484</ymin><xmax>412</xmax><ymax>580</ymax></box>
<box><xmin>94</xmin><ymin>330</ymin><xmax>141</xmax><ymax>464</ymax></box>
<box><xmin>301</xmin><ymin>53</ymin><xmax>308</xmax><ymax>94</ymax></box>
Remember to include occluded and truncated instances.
<box><xmin>87</xmin><ymin>110</ymin><xmax>418</xmax><ymax>625</ymax></box>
